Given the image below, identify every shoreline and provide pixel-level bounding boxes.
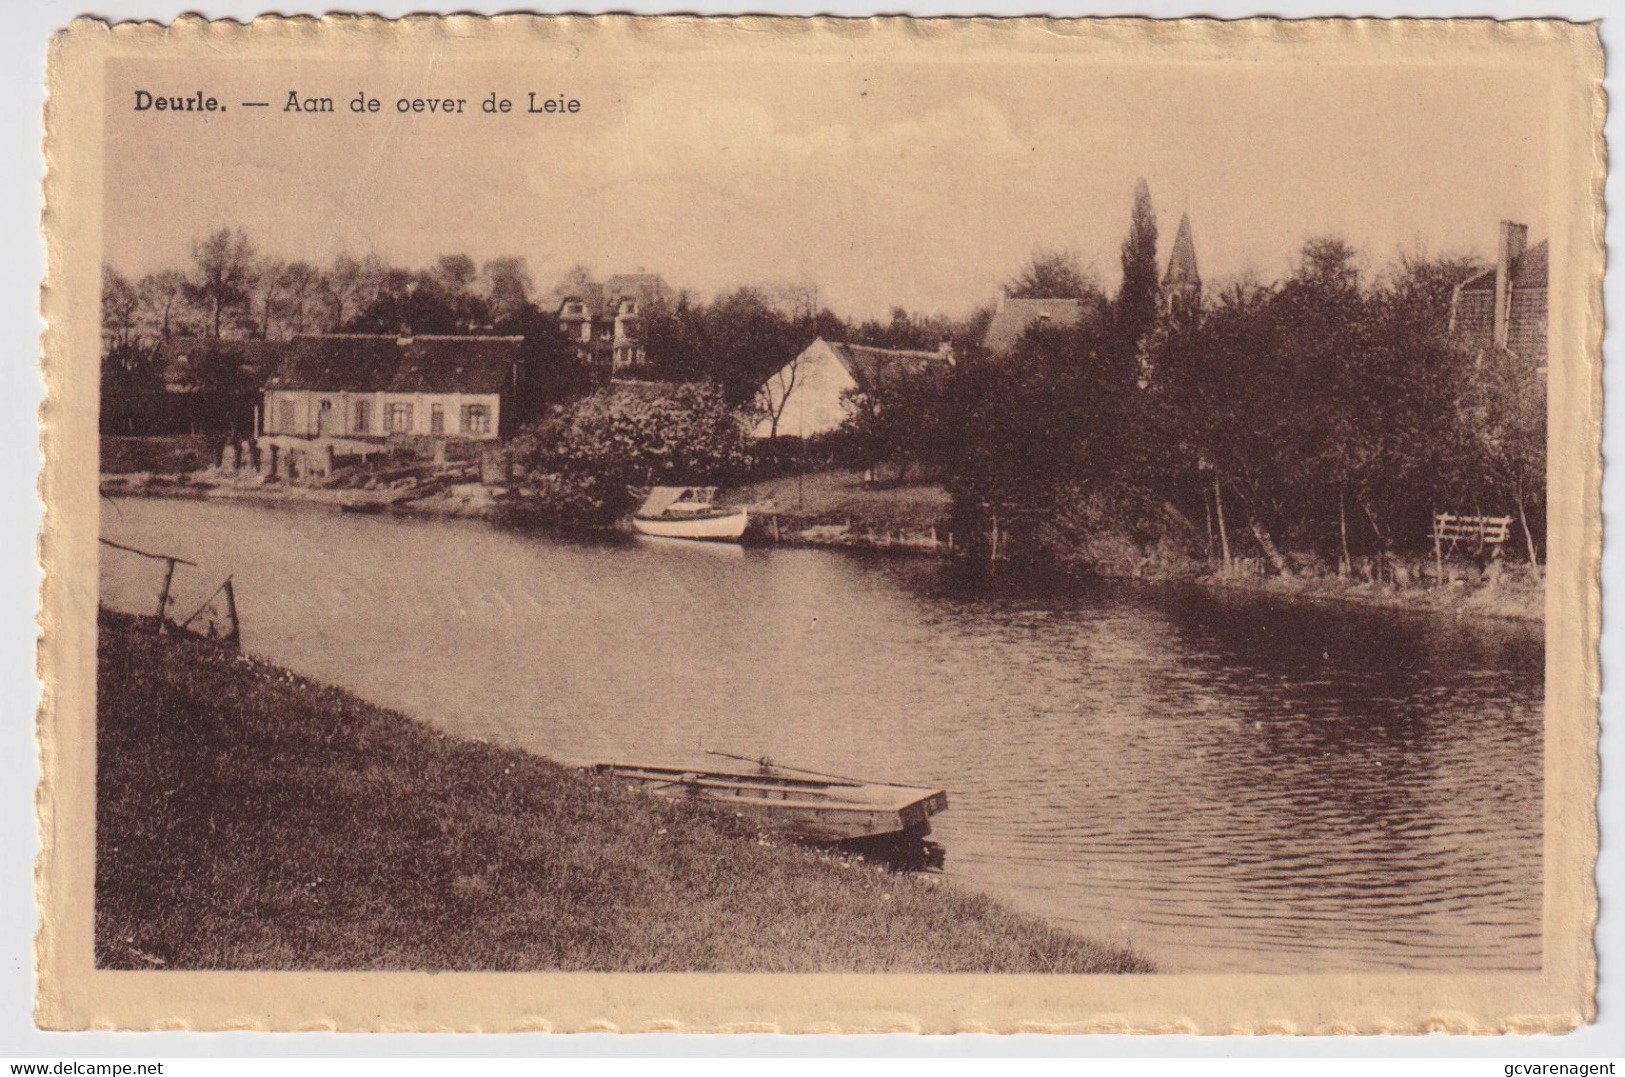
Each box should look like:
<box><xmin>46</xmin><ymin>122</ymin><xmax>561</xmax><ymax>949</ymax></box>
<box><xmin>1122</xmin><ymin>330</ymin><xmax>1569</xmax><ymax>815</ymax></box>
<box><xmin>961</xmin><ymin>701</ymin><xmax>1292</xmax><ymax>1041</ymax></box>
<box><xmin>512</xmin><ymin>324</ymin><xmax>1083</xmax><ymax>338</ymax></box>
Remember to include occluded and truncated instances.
<box><xmin>102</xmin><ymin>474</ymin><xmax>1542</xmax><ymax>625</ymax></box>
<box><xmin>95</xmin><ymin>610</ymin><xmax>1151</xmax><ymax>973</ymax></box>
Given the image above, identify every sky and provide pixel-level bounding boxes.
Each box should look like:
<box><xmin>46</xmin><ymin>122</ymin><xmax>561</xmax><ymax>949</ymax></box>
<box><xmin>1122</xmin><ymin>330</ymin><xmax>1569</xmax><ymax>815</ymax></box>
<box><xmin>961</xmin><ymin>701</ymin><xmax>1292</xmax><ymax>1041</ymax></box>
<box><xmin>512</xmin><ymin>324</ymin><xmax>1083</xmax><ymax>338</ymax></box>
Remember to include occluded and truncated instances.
<box><xmin>102</xmin><ymin>38</ymin><xmax>1550</xmax><ymax>321</ymax></box>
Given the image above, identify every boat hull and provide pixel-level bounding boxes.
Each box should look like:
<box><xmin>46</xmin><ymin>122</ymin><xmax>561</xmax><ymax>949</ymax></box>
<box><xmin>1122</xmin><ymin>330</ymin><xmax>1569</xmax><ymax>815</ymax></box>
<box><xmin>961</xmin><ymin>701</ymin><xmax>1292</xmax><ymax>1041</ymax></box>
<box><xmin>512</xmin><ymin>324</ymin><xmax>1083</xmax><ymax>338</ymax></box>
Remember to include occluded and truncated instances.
<box><xmin>590</xmin><ymin>762</ymin><xmax>948</xmax><ymax>843</ymax></box>
<box><xmin>631</xmin><ymin>510</ymin><xmax>749</xmax><ymax>542</ymax></box>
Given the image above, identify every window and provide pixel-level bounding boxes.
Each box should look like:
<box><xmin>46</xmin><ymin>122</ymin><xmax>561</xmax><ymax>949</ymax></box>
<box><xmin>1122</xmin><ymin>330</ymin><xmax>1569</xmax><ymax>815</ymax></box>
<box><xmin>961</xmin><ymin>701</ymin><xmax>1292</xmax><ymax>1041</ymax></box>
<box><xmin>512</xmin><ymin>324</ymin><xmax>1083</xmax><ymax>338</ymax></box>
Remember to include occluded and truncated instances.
<box><xmin>277</xmin><ymin>398</ymin><xmax>295</xmax><ymax>434</ymax></box>
<box><xmin>461</xmin><ymin>403</ymin><xmax>491</xmax><ymax>435</ymax></box>
<box><xmin>564</xmin><ymin>301</ymin><xmax>585</xmax><ymax>316</ymax></box>
<box><xmin>354</xmin><ymin>400</ymin><xmax>371</xmax><ymax>433</ymax></box>
<box><xmin>386</xmin><ymin>403</ymin><xmax>414</xmax><ymax>433</ymax></box>
<box><xmin>430</xmin><ymin>403</ymin><xmax>445</xmax><ymax>435</ymax></box>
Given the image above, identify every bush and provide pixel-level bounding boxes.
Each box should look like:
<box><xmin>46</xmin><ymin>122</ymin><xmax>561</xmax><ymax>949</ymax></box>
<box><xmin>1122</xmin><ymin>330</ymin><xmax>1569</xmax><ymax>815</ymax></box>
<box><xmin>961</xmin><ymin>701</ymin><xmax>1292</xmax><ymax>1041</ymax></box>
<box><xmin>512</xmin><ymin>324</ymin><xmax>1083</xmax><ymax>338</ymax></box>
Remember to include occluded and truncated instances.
<box><xmin>504</xmin><ymin>383</ymin><xmax>752</xmax><ymax>530</ymax></box>
<box><xmin>1036</xmin><ymin>482</ymin><xmax>1204</xmax><ymax>580</ymax></box>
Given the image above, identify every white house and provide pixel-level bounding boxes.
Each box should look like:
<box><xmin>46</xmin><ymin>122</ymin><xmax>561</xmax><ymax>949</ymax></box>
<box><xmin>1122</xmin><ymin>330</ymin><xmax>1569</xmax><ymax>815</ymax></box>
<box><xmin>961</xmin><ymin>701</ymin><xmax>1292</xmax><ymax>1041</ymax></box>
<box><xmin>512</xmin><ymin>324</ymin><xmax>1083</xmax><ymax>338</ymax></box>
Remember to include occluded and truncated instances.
<box><xmin>752</xmin><ymin>337</ymin><xmax>952</xmax><ymax>440</ymax></box>
<box><xmin>260</xmin><ymin>333</ymin><xmax>523</xmax><ymax>444</ymax></box>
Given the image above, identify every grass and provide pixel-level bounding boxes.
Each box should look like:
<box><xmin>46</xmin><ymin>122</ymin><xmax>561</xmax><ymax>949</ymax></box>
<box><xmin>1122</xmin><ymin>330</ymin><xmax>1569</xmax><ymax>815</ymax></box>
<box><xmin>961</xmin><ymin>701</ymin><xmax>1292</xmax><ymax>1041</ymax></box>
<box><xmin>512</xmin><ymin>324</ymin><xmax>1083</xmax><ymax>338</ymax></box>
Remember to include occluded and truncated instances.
<box><xmin>101</xmin><ymin>435</ymin><xmax>220</xmax><ymax>475</ymax></box>
<box><xmin>96</xmin><ymin>611</ymin><xmax>1151</xmax><ymax>973</ymax></box>
<box><xmin>725</xmin><ymin>469</ymin><xmax>950</xmax><ymax>532</ymax></box>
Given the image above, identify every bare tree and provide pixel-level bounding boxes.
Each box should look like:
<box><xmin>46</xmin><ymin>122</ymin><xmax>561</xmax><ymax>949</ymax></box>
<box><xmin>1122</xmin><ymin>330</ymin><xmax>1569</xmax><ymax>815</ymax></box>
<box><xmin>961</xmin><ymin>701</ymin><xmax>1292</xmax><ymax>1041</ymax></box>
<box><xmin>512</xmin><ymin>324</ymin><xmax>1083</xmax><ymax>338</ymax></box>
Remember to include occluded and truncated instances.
<box><xmin>101</xmin><ymin>265</ymin><xmax>141</xmax><ymax>349</ymax></box>
<box><xmin>136</xmin><ymin>269</ymin><xmax>190</xmax><ymax>340</ymax></box>
<box><xmin>278</xmin><ymin>261</ymin><xmax>322</xmax><ymax>336</ymax></box>
<box><xmin>754</xmin><ymin>347</ymin><xmax>806</xmax><ymax>440</ymax></box>
<box><xmin>254</xmin><ymin>258</ymin><xmax>288</xmax><ymax>339</ymax></box>
<box><xmin>184</xmin><ymin>228</ymin><xmax>257</xmax><ymax>337</ymax></box>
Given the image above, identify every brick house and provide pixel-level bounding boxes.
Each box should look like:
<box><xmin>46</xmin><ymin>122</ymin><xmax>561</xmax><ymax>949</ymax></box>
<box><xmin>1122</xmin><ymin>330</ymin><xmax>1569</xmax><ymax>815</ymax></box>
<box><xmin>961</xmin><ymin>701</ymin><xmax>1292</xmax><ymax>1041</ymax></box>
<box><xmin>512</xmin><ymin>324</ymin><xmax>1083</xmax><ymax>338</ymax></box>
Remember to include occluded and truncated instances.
<box><xmin>1450</xmin><ymin>220</ymin><xmax>1548</xmax><ymax>367</ymax></box>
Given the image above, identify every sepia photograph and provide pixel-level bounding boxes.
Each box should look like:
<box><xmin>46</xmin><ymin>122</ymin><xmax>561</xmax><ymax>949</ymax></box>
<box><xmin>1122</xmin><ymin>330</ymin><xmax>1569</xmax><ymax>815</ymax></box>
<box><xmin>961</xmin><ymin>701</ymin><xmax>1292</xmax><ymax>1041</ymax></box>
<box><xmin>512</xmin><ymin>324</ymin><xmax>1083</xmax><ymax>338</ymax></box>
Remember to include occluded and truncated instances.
<box><xmin>36</xmin><ymin>14</ymin><xmax>1601</xmax><ymax>1032</ymax></box>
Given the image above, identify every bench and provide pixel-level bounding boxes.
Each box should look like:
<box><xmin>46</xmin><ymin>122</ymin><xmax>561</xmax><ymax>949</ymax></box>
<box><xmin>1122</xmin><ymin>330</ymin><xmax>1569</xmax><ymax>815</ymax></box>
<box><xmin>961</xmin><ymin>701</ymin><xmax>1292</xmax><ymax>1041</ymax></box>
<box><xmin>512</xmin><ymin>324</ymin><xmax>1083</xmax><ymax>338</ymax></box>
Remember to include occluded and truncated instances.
<box><xmin>1432</xmin><ymin>513</ymin><xmax>1512</xmax><ymax>580</ymax></box>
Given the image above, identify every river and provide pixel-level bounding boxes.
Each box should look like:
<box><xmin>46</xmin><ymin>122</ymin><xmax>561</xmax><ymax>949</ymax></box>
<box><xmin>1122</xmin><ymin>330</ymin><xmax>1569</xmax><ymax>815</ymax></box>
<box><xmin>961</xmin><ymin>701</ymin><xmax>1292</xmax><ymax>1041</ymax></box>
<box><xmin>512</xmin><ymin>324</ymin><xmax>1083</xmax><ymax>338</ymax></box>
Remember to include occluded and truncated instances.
<box><xmin>99</xmin><ymin>496</ymin><xmax>1544</xmax><ymax>974</ymax></box>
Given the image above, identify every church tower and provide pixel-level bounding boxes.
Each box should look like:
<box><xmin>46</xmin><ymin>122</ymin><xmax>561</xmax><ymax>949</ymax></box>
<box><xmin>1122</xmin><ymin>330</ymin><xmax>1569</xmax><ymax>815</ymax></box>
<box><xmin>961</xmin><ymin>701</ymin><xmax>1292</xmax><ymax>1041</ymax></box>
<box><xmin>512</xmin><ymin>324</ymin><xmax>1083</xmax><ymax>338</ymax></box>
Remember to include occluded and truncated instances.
<box><xmin>1162</xmin><ymin>212</ymin><xmax>1202</xmax><ymax>316</ymax></box>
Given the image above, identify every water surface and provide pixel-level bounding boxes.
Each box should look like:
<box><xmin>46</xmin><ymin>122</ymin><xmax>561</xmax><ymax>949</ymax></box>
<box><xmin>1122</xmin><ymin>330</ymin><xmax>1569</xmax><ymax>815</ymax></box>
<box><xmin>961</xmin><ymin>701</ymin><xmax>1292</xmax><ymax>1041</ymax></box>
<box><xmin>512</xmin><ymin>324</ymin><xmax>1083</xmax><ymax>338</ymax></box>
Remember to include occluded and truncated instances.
<box><xmin>100</xmin><ymin>497</ymin><xmax>1543</xmax><ymax>973</ymax></box>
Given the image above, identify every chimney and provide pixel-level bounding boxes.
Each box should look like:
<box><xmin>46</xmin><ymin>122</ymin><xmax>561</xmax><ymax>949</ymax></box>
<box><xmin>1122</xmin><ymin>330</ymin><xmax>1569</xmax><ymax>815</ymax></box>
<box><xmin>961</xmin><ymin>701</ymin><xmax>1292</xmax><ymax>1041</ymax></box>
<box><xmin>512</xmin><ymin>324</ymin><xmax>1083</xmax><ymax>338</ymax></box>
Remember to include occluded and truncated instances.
<box><xmin>1493</xmin><ymin>220</ymin><xmax>1528</xmax><ymax>349</ymax></box>
<box><xmin>397</xmin><ymin>323</ymin><xmax>413</xmax><ymax>346</ymax></box>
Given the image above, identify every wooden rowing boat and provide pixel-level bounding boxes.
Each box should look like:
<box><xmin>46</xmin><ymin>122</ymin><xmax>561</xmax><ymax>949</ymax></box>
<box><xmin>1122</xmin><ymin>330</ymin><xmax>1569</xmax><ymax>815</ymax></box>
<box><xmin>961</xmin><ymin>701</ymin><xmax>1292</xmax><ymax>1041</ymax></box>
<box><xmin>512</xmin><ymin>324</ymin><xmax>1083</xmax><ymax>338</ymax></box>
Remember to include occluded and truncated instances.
<box><xmin>588</xmin><ymin>758</ymin><xmax>948</xmax><ymax>844</ymax></box>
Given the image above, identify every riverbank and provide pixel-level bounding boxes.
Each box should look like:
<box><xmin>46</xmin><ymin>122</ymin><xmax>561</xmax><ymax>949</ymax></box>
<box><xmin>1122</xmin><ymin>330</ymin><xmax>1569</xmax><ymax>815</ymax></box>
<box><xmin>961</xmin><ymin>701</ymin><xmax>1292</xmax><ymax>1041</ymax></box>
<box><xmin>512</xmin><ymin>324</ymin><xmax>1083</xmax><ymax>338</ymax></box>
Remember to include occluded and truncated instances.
<box><xmin>1193</xmin><ymin>565</ymin><xmax>1544</xmax><ymax>624</ymax></box>
<box><xmin>100</xmin><ymin>466</ymin><xmax>1541</xmax><ymax>623</ymax></box>
<box><xmin>96</xmin><ymin>610</ymin><xmax>1150</xmax><ymax>972</ymax></box>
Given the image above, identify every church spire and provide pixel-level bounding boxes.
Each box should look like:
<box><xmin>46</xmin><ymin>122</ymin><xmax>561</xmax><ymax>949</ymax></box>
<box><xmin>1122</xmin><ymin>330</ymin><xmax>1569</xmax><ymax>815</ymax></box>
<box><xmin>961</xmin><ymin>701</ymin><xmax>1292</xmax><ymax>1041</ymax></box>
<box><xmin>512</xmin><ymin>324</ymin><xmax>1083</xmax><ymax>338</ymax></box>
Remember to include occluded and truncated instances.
<box><xmin>1162</xmin><ymin>212</ymin><xmax>1201</xmax><ymax>315</ymax></box>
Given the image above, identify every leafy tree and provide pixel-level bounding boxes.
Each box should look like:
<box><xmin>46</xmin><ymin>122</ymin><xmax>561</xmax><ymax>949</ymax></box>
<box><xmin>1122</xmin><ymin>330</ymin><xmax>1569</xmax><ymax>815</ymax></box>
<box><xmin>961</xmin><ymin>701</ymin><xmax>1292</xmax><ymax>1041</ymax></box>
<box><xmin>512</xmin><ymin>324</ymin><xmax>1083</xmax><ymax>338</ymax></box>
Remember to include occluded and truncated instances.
<box><xmin>506</xmin><ymin>383</ymin><xmax>751</xmax><ymax>528</ymax></box>
<box><xmin>481</xmin><ymin>257</ymin><xmax>532</xmax><ymax>323</ymax></box>
<box><xmin>1113</xmin><ymin>178</ymin><xmax>1160</xmax><ymax>360</ymax></box>
<box><xmin>433</xmin><ymin>254</ymin><xmax>479</xmax><ymax>294</ymax></box>
<box><xmin>1005</xmin><ymin>248</ymin><xmax>1100</xmax><ymax>301</ymax></box>
<box><xmin>493</xmin><ymin>301</ymin><xmax>588</xmax><ymax>421</ymax></box>
<box><xmin>837</xmin><ymin>360</ymin><xmax>951</xmax><ymax>482</ymax></box>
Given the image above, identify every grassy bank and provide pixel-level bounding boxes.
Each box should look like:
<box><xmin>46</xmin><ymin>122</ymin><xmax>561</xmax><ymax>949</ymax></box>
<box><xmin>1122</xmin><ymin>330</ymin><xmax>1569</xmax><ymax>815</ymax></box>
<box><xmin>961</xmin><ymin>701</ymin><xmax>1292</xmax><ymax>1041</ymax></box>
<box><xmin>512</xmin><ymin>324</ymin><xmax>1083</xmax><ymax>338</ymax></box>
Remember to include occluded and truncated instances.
<box><xmin>96</xmin><ymin>612</ymin><xmax>1149</xmax><ymax>973</ymax></box>
<box><xmin>1196</xmin><ymin>565</ymin><xmax>1544</xmax><ymax>623</ymax></box>
<box><xmin>726</xmin><ymin>469</ymin><xmax>949</xmax><ymax>533</ymax></box>
<box><xmin>101</xmin><ymin>435</ymin><xmax>221</xmax><ymax>475</ymax></box>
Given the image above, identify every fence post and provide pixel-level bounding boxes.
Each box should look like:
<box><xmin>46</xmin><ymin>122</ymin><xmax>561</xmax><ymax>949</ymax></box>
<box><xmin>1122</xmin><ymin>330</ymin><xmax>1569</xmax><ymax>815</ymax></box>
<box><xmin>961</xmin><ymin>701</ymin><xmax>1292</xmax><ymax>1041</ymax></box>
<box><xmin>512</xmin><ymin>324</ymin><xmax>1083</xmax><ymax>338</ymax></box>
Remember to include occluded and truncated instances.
<box><xmin>222</xmin><ymin>577</ymin><xmax>240</xmax><ymax>647</ymax></box>
<box><xmin>1432</xmin><ymin>514</ymin><xmax>1444</xmax><ymax>588</ymax></box>
<box><xmin>155</xmin><ymin>558</ymin><xmax>176</xmax><ymax>633</ymax></box>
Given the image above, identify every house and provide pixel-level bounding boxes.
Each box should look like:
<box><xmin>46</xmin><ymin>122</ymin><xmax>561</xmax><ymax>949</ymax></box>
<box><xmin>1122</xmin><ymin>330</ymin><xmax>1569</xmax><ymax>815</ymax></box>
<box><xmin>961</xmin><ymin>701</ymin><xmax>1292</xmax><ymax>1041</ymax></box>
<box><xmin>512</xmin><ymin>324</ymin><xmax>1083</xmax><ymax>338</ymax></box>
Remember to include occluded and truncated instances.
<box><xmin>547</xmin><ymin>269</ymin><xmax>674</xmax><ymax>374</ymax></box>
<box><xmin>752</xmin><ymin>337</ymin><xmax>953</xmax><ymax>440</ymax></box>
<box><xmin>259</xmin><ymin>333</ymin><xmax>524</xmax><ymax>444</ymax></box>
<box><xmin>1162</xmin><ymin>212</ymin><xmax>1202</xmax><ymax>315</ymax></box>
<box><xmin>981</xmin><ymin>296</ymin><xmax>1094</xmax><ymax>358</ymax></box>
<box><xmin>1450</xmin><ymin>220</ymin><xmax>1547</xmax><ymax>366</ymax></box>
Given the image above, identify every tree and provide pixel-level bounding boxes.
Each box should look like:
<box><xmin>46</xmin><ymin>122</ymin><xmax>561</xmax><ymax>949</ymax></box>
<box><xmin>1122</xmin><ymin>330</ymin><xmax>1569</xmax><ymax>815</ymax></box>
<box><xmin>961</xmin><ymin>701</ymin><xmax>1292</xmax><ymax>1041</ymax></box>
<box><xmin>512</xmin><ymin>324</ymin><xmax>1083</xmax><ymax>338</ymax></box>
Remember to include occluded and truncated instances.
<box><xmin>136</xmin><ymin>270</ymin><xmax>191</xmax><ymax>340</ymax></box>
<box><xmin>754</xmin><ymin>345</ymin><xmax>807</xmax><ymax>441</ymax></box>
<box><xmin>1005</xmin><ymin>248</ymin><xmax>1100</xmax><ymax>301</ymax></box>
<box><xmin>481</xmin><ymin>257</ymin><xmax>532</xmax><ymax>323</ymax></box>
<box><xmin>277</xmin><ymin>261</ymin><xmax>323</xmax><ymax>336</ymax></box>
<box><xmin>1113</xmin><ymin>178</ymin><xmax>1160</xmax><ymax>359</ymax></box>
<box><xmin>184</xmin><ymin>228</ymin><xmax>257</xmax><ymax>337</ymax></box>
<box><xmin>253</xmin><ymin>258</ymin><xmax>287</xmax><ymax>339</ymax></box>
<box><xmin>433</xmin><ymin>254</ymin><xmax>478</xmax><ymax>294</ymax></box>
<box><xmin>102</xmin><ymin>266</ymin><xmax>141</xmax><ymax>349</ymax></box>
<box><xmin>100</xmin><ymin>341</ymin><xmax>161</xmax><ymax>433</ymax></box>
<box><xmin>506</xmin><ymin>383</ymin><xmax>752</xmax><ymax>528</ymax></box>
<box><xmin>345</xmin><ymin>270</ymin><xmax>465</xmax><ymax>335</ymax></box>
<box><xmin>323</xmin><ymin>254</ymin><xmax>368</xmax><ymax>328</ymax></box>
<box><xmin>838</xmin><ymin>360</ymin><xmax>951</xmax><ymax>483</ymax></box>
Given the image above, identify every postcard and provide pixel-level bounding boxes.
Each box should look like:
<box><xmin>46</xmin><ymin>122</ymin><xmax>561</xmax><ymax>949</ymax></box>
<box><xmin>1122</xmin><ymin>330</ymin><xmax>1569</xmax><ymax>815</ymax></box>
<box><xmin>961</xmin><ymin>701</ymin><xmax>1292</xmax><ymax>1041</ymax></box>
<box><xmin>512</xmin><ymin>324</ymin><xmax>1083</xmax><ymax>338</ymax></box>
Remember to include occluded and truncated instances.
<box><xmin>37</xmin><ymin>14</ymin><xmax>1602</xmax><ymax>1032</ymax></box>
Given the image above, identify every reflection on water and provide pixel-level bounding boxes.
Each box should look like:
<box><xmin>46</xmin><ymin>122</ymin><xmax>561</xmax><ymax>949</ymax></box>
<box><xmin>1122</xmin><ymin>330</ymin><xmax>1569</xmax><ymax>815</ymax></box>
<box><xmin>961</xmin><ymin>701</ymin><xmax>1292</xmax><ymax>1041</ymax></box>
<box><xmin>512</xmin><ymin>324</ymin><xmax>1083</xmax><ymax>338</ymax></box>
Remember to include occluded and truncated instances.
<box><xmin>100</xmin><ymin>497</ymin><xmax>1543</xmax><ymax>973</ymax></box>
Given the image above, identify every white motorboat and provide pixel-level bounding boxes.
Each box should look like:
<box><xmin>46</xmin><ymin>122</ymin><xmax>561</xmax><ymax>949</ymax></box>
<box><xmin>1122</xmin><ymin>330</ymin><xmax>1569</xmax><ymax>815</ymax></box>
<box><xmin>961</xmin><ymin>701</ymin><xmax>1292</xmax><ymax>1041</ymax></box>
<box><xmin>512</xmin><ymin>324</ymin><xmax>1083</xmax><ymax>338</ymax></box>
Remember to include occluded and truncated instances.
<box><xmin>631</xmin><ymin>486</ymin><xmax>749</xmax><ymax>542</ymax></box>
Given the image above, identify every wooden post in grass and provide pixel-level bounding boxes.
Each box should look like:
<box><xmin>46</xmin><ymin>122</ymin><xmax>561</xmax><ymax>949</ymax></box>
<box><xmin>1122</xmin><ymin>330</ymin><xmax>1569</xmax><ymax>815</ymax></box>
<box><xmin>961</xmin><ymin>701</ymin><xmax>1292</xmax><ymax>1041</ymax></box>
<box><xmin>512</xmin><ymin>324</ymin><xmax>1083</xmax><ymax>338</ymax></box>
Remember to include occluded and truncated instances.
<box><xmin>221</xmin><ymin>577</ymin><xmax>240</xmax><ymax>647</ymax></box>
<box><xmin>155</xmin><ymin>557</ymin><xmax>176</xmax><ymax>633</ymax></box>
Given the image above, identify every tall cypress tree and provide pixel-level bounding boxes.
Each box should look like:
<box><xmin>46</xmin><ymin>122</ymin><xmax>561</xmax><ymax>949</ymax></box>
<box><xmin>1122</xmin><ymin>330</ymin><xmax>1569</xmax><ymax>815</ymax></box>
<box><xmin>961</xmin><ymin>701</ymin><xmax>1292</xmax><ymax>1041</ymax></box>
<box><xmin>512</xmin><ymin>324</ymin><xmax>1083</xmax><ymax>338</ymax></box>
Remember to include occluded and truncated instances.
<box><xmin>1114</xmin><ymin>178</ymin><xmax>1160</xmax><ymax>354</ymax></box>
